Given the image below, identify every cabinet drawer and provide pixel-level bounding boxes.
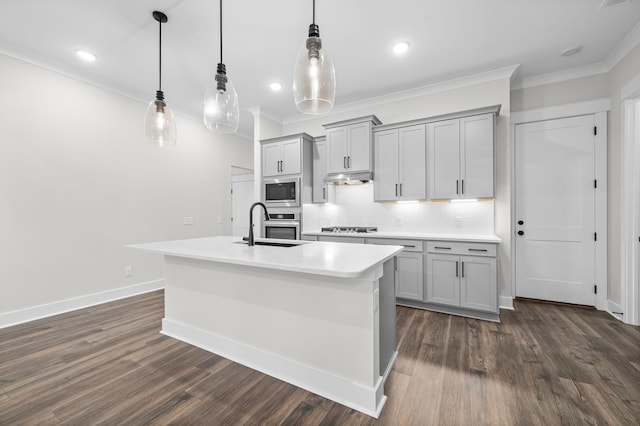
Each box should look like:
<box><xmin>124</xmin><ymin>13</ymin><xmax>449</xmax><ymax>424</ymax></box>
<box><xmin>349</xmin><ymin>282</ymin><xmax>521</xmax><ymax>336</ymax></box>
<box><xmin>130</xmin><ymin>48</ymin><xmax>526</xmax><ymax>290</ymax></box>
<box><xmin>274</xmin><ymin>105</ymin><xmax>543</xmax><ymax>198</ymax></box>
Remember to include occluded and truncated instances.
<box><xmin>426</xmin><ymin>241</ymin><xmax>496</xmax><ymax>257</ymax></box>
<box><xmin>366</xmin><ymin>238</ymin><xmax>423</xmax><ymax>252</ymax></box>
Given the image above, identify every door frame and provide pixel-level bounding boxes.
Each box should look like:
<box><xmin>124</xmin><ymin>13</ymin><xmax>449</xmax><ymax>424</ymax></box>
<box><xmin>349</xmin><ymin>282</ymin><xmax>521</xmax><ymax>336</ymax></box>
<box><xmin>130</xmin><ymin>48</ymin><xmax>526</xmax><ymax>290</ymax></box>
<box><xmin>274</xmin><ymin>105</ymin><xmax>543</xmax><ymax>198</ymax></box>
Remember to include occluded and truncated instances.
<box><xmin>620</xmin><ymin>74</ymin><xmax>640</xmax><ymax>326</ymax></box>
<box><xmin>511</xmin><ymin>99</ymin><xmax>609</xmax><ymax>311</ymax></box>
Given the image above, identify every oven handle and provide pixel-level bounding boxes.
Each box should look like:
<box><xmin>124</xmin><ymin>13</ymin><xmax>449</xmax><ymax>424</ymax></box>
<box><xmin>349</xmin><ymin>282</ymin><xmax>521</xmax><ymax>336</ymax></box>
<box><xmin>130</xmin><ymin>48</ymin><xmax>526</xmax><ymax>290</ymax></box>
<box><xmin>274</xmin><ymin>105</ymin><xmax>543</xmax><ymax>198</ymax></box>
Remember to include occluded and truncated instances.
<box><xmin>264</xmin><ymin>221</ymin><xmax>301</xmax><ymax>227</ymax></box>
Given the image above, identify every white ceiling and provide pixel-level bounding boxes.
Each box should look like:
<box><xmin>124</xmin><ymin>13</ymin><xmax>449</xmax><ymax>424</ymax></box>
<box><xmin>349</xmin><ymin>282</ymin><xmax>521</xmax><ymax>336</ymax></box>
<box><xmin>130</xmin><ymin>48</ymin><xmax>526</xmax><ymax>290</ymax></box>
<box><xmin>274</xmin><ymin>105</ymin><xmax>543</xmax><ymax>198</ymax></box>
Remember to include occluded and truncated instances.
<box><xmin>1</xmin><ymin>0</ymin><xmax>639</xmax><ymax>138</ymax></box>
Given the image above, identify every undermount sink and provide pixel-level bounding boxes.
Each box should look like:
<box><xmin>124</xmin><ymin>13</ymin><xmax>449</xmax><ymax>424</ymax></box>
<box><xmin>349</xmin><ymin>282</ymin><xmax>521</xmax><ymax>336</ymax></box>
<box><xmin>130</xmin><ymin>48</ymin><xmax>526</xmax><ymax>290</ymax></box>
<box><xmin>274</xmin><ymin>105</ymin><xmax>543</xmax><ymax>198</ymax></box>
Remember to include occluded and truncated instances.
<box><xmin>236</xmin><ymin>240</ymin><xmax>302</xmax><ymax>248</ymax></box>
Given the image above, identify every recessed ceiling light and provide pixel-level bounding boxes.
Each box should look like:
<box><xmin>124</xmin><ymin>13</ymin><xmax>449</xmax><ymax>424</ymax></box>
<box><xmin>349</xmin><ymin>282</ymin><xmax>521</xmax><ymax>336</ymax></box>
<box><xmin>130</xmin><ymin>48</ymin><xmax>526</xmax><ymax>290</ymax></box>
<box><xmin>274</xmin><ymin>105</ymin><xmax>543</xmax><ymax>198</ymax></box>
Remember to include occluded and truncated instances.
<box><xmin>75</xmin><ymin>49</ymin><xmax>97</xmax><ymax>62</ymax></box>
<box><xmin>392</xmin><ymin>41</ymin><xmax>410</xmax><ymax>55</ymax></box>
<box><xmin>270</xmin><ymin>82</ymin><xmax>283</xmax><ymax>91</ymax></box>
<box><xmin>560</xmin><ymin>45</ymin><xmax>583</xmax><ymax>57</ymax></box>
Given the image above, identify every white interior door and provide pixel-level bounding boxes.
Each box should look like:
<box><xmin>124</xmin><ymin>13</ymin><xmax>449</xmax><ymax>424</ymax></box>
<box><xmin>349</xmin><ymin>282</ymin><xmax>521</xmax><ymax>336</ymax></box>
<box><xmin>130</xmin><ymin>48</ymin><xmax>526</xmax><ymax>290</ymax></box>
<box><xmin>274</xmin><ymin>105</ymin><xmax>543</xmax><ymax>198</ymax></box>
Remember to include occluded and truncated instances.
<box><xmin>231</xmin><ymin>174</ymin><xmax>254</xmax><ymax>237</ymax></box>
<box><xmin>515</xmin><ymin>115</ymin><xmax>596</xmax><ymax>306</ymax></box>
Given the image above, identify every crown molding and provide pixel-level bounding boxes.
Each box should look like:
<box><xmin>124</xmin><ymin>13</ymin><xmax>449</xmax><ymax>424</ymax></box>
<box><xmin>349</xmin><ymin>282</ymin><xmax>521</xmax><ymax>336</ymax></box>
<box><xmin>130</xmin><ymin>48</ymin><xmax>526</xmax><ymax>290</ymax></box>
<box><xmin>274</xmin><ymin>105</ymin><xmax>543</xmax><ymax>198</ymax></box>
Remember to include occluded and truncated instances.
<box><xmin>282</xmin><ymin>65</ymin><xmax>520</xmax><ymax>126</ymax></box>
<box><xmin>604</xmin><ymin>20</ymin><xmax>640</xmax><ymax>70</ymax></box>
<box><xmin>511</xmin><ymin>62</ymin><xmax>609</xmax><ymax>90</ymax></box>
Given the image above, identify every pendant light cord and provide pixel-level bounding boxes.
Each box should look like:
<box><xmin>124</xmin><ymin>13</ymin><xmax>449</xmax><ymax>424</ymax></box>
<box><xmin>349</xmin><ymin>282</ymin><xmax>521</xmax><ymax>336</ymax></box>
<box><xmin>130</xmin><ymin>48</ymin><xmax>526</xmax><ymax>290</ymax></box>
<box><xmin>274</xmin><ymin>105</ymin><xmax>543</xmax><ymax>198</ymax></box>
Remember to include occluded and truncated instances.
<box><xmin>219</xmin><ymin>0</ymin><xmax>223</xmax><ymax>64</ymax></box>
<box><xmin>312</xmin><ymin>0</ymin><xmax>315</xmax><ymax>24</ymax></box>
<box><xmin>158</xmin><ymin>17</ymin><xmax>162</xmax><ymax>92</ymax></box>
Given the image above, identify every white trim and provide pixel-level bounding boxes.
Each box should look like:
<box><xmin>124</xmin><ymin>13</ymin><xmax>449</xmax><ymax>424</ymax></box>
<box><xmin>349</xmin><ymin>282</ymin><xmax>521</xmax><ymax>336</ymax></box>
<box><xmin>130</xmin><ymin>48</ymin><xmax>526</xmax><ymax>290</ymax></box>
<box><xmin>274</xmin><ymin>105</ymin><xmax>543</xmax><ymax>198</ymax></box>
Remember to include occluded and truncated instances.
<box><xmin>161</xmin><ymin>318</ymin><xmax>393</xmax><ymax>418</ymax></box>
<box><xmin>512</xmin><ymin>63</ymin><xmax>609</xmax><ymax>90</ymax></box>
<box><xmin>604</xmin><ymin>21</ymin><xmax>640</xmax><ymax>71</ymax></box>
<box><xmin>510</xmin><ymin>100</ymin><xmax>609</xmax><ymax>311</ymax></box>
<box><xmin>499</xmin><ymin>296</ymin><xmax>514</xmax><ymax>310</ymax></box>
<box><xmin>607</xmin><ymin>300</ymin><xmax>625</xmax><ymax>321</ymax></box>
<box><xmin>282</xmin><ymin>65</ymin><xmax>520</xmax><ymax>126</ymax></box>
<box><xmin>0</xmin><ymin>279</ymin><xmax>164</xmax><ymax>329</ymax></box>
<box><xmin>620</xmin><ymin>98</ymin><xmax>640</xmax><ymax>325</ymax></box>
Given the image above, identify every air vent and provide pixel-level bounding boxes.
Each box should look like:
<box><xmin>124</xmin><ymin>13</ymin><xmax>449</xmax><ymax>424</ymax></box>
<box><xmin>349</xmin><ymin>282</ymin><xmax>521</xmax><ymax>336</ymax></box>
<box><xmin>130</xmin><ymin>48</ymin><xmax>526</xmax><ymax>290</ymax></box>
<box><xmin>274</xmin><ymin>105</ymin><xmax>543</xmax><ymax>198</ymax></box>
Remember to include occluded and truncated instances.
<box><xmin>600</xmin><ymin>0</ymin><xmax>630</xmax><ymax>10</ymax></box>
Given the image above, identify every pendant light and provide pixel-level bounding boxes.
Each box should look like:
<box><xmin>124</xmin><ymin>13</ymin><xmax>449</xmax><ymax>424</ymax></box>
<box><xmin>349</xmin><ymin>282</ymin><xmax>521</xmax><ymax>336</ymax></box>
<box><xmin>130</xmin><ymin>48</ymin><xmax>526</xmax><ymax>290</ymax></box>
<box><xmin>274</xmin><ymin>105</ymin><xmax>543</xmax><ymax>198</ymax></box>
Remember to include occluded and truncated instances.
<box><xmin>144</xmin><ymin>11</ymin><xmax>177</xmax><ymax>146</ymax></box>
<box><xmin>293</xmin><ymin>0</ymin><xmax>336</xmax><ymax>115</ymax></box>
<box><xmin>203</xmin><ymin>0</ymin><xmax>239</xmax><ymax>133</ymax></box>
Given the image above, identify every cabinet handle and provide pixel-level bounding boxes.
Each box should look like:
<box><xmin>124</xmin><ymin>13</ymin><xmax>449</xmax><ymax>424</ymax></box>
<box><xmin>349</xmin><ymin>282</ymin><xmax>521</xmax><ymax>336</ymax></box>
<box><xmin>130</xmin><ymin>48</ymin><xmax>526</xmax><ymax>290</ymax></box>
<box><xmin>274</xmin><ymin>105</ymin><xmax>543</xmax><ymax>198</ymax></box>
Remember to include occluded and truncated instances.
<box><xmin>348</xmin><ymin>156</ymin><xmax>351</xmax><ymax>169</ymax></box>
<box><xmin>461</xmin><ymin>179</ymin><xmax>465</xmax><ymax>194</ymax></box>
<box><xmin>456</xmin><ymin>180</ymin><xmax>459</xmax><ymax>194</ymax></box>
<box><xmin>323</xmin><ymin>187</ymin><xmax>326</xmax><ymax>200</ymax></box>
<box><xmin>395</xmin><ymin>184</ymin><xmax>398</xmax><ymax>196</ymax></box>
<box><xmin>468</xmin><ymin>248</ymin><xmax>488</xmax><ymax>252</ymax></box>
<box><xmin>402</xmin><ymin>245</ymin><xmax>415</xmax><ymax>248</ymax></box>
<box><xmin>434</xmin><ymin>246</ymin><xmax>452</xmax><ymax>250</ymax></box>
<box><xmin>399</xmin><ymin>183</ymin><xmax>403</xmax><ymax>196</ymax></box>
<box><xmin>461</xmin><ymin>261</ymin><xmax>465</xmax><ymax>278</ymax></box>
<box><xmin>456</xmin><ymin>261</ymin><xmax>459</xmax><ymax>277</ymax></box>
<box><xmin>344</xmin><ymin>156</ymin><xmax>347</xmax><ymax>169</ymax></box>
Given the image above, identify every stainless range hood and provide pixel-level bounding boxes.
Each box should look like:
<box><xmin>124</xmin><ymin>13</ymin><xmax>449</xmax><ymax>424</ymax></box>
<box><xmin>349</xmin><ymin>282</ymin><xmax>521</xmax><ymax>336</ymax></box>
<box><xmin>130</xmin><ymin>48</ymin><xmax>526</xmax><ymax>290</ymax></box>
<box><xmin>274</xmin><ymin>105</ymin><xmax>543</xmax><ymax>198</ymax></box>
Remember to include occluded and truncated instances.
<box><xmin>324</xmin><ymin>171</ymin><xmax>373</xmax><ymax>185</ymax></box>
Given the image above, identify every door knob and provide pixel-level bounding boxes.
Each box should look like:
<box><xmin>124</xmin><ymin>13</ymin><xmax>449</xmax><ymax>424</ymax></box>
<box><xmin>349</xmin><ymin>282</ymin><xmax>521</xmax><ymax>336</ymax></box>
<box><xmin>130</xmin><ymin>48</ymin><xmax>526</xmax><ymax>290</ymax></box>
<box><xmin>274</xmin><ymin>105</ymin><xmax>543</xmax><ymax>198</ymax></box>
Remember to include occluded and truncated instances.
<box><xmin>518</xmin><ymin>230</ymin><xmax>524</xmax><ymax>236</ymax></box>
<box><xmin>518</xmin><ymin>220</ymin><xmax>524</xmax><ymax>225</ymax></box>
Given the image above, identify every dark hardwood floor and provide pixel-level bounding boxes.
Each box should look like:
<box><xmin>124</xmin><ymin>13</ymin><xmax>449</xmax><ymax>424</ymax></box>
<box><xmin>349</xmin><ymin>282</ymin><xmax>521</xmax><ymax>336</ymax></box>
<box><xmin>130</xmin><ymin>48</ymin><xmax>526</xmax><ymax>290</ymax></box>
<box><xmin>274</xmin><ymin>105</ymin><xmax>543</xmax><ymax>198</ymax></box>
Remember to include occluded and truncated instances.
<box><xmin>1</xmin><ymin>290</ymin><xmax>639</xmax><ymax>425</ymax></box>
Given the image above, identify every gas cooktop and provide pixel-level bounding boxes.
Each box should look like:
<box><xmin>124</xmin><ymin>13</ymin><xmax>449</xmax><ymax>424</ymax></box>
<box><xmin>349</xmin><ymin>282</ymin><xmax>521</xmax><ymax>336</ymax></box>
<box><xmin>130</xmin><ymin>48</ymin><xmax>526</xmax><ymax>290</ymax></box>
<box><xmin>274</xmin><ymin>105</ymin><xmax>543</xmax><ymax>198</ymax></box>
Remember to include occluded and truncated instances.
<box><xmin>321</xmin><ymin>226</ymin><xmax>378</xmax><ymax>234</ymax></box>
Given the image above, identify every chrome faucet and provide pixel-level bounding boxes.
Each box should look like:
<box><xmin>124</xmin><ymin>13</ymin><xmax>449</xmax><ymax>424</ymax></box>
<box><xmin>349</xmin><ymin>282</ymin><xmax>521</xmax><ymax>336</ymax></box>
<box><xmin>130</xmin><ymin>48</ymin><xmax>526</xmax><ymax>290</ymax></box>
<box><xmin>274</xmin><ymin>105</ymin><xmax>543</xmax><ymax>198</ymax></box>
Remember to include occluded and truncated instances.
<box><xmin>248</xmin><ymin>202</ymin><xmax>269</xmax><ymax>246</ymax></box>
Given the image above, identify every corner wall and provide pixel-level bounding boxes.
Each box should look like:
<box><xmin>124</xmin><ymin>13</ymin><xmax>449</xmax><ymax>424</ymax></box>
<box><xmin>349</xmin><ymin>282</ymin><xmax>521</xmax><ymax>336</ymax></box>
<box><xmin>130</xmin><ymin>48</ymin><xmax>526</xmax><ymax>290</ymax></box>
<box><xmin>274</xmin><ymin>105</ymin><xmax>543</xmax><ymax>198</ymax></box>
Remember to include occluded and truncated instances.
<box><xmin>0</xmin><ymin>53</ymin><xmax>253</xmax><ymax>315</ymax></box>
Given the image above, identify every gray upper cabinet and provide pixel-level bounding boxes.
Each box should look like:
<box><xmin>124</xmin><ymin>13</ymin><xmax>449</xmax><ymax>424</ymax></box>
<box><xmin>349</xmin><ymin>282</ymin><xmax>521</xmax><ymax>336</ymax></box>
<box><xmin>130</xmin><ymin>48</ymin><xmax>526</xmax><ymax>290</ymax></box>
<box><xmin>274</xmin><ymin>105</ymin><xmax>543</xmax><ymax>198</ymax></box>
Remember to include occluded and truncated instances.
<box><xmin>261</xmin><ymin>133</ymin><xmax>313</xmax><ymax>178</ymax></box>
<box><xmin>324</xmin><ymin>116</ymin><xmax>381</xmax><ymax>174</ymax></box>
<box><xmin>374</xmin><ymin>124</ymin><xmax>427</xmax><ymax>201</ymax></box>
<box><xmin>312</xmin><ymin>136</ymin><xmax>334</xmax><ymax>203</ymax></box>
<box><xmin>427</xmin><ymin>112</ymin><xmax>495</xmax><ymax>199</ymax></box>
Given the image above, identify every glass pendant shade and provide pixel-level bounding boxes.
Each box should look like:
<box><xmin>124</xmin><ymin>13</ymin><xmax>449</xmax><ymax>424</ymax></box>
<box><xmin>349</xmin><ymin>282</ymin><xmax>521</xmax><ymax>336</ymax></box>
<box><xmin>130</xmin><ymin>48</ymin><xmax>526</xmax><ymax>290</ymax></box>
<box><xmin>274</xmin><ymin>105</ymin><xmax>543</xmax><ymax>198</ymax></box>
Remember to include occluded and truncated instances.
<box><xmin>293</xmin><ymin>27</ymin><xmax>336</xmax><ymax>114</ymax></box>
<box><xmin>203</xmin><ymin>65</ymin><xmax>240</xmax><ymax>133</ymax></box>
<box><xmin>144</xmin><ymin>91</ymin><xmax>177</xmax><ymax>147</ymax></box>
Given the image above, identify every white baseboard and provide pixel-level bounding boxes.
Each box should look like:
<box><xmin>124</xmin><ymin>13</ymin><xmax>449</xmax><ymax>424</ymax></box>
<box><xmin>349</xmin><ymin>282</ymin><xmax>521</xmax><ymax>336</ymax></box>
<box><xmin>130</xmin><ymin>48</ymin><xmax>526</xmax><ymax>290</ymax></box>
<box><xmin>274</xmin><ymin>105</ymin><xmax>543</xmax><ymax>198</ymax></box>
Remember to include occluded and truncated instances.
<box><xmin>607</xmin><ymin>300</ymin><xmax>625</xmax><ymax>322</ymax></box>
<box><xmin>162</xmin><ymin>318</ymin><xmax>389</xmax><ymax>418</ymax></box>
<box><xmin>499</xmin><ymin>296</ymin><xmax>514</xmax><ymax>310</ymax></box>
<box><xmin>0</xmin><ymin>279</ymin><xmax>164</xmax><ymax>329</ymax></box>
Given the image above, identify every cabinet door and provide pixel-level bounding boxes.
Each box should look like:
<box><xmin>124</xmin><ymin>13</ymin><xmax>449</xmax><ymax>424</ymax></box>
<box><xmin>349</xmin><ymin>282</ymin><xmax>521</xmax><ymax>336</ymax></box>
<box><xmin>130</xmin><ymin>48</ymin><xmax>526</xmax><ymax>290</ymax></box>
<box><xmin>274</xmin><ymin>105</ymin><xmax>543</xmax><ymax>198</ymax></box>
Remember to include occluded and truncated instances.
<box><xmin>396</xmin><ymin>252</ymin><xmax>423</xmax><ymax>300</ymax></box>
<box><xmin>374</xmin><ymin>129</ymin><xmax>399</xmax><ymax>201</ymax></box>
<box><xmin>426</xmin><ymin>253</ymin><xmax>460</xmax><ymax>307</ymax></box>
<box><xmin>280</xmin><ymin>139</ymin><xmax>301</xmax><ymax>175</ymax></box>
<box><xmin>313</xmin><ymin>139</ymin><xmax>328</xmax><ymax>203</ymax></box>
<box><xmin>326</xmin><ymin>127</ymin><xmax>348</xmax><ymax>174</ymax></box>
<box><xmin>427</xmin><ymin>119</ymin><xmax>460</xmax><ymax>199</ymax></box>
<box><xmin>460</xmin><ymin>114</ymin><xmax>494</xmax><ymax>198</ymax></box>
<box><xmin>399</xmin><ymin>125</ymin><xmax>427</xmax><ymax>200</ymax></box>
<box><xmin>347</xmin><ymin>122</ymin><xmax>372</xmax><ymax>172</ymax></box>
<box><xmin>460</xmin><ymin>255</ymin><xmax>497</xmax><ymax>312</ymax></box>
<box><xmin>262</xmin><ymin>143</ymin><xmax>282</xmax><ymax>177</ymax></box>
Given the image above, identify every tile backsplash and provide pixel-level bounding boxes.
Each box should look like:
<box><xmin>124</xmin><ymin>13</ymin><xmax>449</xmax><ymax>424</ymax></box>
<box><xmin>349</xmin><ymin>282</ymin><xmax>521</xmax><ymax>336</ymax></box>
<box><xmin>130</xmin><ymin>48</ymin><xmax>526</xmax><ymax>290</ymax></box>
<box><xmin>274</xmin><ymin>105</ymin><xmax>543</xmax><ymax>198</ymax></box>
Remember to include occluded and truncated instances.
<box><xmin>303</xmin><ymin>183</ymin><xmax>494</xmax><ymax>235</ymax></box>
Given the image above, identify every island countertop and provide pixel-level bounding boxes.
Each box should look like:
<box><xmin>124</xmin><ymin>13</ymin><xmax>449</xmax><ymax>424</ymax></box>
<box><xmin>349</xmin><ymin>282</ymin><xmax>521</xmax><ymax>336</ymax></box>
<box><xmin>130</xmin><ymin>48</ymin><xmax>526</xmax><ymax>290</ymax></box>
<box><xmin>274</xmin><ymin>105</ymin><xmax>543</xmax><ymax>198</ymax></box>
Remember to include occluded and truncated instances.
<box><xmin>128</xmin><ymin>235</ymin><xmax>403</xmax><ymax>279</ymax></box>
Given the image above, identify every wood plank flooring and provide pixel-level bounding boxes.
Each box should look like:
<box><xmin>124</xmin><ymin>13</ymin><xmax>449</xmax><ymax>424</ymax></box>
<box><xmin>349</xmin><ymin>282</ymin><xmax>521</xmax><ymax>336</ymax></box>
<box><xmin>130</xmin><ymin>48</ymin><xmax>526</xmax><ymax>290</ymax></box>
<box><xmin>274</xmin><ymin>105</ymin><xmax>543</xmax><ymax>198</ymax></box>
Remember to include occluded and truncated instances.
<box><xmin>1</xmin><ymin>290</ymin><xmax>639</xmax><ymax>425</ymax></box>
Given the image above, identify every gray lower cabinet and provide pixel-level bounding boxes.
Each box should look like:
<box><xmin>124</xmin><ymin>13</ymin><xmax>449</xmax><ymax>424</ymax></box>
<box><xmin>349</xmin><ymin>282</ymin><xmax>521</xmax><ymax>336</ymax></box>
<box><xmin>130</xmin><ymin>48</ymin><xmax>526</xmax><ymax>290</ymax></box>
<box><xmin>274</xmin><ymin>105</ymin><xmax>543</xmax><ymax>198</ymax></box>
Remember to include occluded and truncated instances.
<box><xmin>303</xmin><ymin>234</ymin><xmax>499</xmax><ymax>321</ymax></box>
<box><xmin>425</xmin><ymin>241</ymin><xmax>498</xmax><ymax>314</ymax></box>
<box><xmin>366</xmin><ymin>238</ymin><xmax>424</xmax><ymax>301</ymax></box>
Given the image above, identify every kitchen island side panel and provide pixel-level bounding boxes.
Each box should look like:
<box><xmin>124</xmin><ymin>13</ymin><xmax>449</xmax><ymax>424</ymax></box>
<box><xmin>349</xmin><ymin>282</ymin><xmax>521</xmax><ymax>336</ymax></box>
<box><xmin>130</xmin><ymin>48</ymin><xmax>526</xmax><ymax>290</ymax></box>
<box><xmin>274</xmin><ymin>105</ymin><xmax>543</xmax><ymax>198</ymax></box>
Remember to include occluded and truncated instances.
<box><xmin>162</xmin><ymin>254</ymin><xmax>381</xmax><ymax>388</ymax></box>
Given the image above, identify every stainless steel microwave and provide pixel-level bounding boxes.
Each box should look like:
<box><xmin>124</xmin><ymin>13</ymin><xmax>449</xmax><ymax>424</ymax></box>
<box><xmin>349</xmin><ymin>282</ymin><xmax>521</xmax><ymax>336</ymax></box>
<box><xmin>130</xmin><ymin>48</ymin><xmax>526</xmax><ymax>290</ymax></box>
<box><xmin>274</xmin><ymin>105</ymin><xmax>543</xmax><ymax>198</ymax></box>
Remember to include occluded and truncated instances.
<box><xmin>263</xmin><ymin>177</ymin><xmax>300</xmax><ymax>208</ymax></box>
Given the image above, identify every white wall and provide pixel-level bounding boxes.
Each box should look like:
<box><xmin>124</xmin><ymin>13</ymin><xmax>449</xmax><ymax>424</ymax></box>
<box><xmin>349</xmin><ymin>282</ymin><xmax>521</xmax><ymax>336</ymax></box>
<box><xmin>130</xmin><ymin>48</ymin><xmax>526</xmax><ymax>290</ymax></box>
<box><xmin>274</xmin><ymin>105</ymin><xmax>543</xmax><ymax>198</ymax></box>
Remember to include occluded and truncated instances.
<box><xmin>0</xmin><ymin>53</ymin><xmax>253</xmax><ymax>315</ymax></box>
<box><xmin>284</xmin><ymin>77</ymin><xmax>513</xmax><ymax>301</ymax></box>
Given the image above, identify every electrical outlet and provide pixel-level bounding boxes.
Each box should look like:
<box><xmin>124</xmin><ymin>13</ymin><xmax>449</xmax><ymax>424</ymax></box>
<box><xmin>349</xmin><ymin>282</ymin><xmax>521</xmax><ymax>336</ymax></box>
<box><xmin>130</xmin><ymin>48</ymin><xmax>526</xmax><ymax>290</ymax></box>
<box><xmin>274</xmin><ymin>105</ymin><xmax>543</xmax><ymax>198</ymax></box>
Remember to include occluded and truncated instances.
<box><xmin>454</xmin><ymin>217</ymin><xmax>462</xmax><ymax>228</ymax></box>
<box><xmin>395</xmin><ymin>216</ymin><xmax>402</xmax><ymax>226</ymax></box>
<box><xmin>124</xmin><ymin>266</ymin><xmax>133</xmax><ymax>277</ymax></box>
<box><xmin>183</xmin><ymin>216</ymin><xmax>194</xmax><ymax>225</ymax></box>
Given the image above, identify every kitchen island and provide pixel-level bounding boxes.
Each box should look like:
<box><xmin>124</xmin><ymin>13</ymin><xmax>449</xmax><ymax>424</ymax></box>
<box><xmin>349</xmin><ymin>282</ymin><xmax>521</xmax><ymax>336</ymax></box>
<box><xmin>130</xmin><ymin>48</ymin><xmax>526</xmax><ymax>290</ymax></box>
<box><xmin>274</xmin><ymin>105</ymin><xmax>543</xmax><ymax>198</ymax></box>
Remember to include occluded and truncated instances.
<box><xmin>128</xmin><ymin>236</ymin><xmax>402</xmax><ymax>417</ymax></box>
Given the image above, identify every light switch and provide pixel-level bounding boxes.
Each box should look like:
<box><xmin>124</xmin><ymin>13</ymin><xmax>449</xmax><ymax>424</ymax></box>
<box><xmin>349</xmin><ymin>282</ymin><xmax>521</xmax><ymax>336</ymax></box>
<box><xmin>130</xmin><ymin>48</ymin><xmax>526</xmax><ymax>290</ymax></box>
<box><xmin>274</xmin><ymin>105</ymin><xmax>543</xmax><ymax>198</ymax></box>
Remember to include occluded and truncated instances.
<box><xmin>183</xmin><ymin>216</ymin><xmax>194</xmax><ymax>225</ymax></box>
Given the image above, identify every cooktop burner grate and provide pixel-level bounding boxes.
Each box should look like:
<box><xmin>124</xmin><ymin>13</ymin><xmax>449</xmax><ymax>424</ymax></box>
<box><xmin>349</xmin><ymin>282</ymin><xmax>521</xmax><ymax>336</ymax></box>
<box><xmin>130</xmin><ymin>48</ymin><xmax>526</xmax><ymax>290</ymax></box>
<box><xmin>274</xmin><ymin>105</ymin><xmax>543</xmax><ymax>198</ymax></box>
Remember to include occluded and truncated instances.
<box><xmin>321</xmin><ymin>226</ymin><xmax>378</xmax><ymax>234</ymax></box>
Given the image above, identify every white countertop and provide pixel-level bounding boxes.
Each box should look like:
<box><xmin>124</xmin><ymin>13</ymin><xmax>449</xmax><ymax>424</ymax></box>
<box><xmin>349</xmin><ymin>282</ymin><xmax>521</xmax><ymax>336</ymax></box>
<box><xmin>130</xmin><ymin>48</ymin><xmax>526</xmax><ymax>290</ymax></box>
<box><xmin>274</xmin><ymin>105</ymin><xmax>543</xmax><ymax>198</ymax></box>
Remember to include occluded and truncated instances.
<box><xmin>302</xmin><ymin>231</ymin><xmax>501</xmax><ymax>244</ymax></box>
<box><xmin>128</xmin><ymin>235</ymin><xmax>403</xmax><ymax>279</ymax></box>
